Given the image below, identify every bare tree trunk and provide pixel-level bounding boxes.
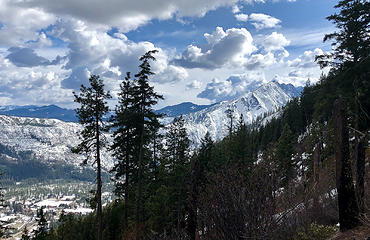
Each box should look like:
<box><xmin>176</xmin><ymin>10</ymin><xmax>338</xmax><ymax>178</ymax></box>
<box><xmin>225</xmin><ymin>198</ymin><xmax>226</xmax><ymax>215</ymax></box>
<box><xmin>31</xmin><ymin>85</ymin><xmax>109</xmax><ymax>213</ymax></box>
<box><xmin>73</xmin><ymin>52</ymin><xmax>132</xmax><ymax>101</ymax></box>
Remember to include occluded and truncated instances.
<box><xmin>354</xmin><ymin>82</ymin><xmax>366</xmax><ymax>214</ymax></box>
<box><xmin>333</xmin><ymin>98</ymin><xmax>359</xmax><ymax>231</ymax></box>
<box><xmin>356</xmin><ymin>139</ymin><xmax>365</xmax><ymax>214</ymax></box>
<box><xmin>187</xmin><ymin>158</ymin><xmax>198</xmax><ymax>240</ymax></box>
<box><xmin>136</xmin><ymin>114</ymin><xmax>145</xmax><ymax>239</ymax></box>
<box><xmin>125</xmin><ymin>135</ymin><xmax>130</xmax><ymax>229</ymax></box>
<box><xmin>313</xmin><ymin>141</ymin><xmax>321</xmax><ymax>183</ymax></box>
<box><xmin>313</xmin><ymin>141</ymin><xmax>321</xmax><ymax>209</ymax></box>
<box><xmin>96</xmin><ymin>110</ymin><xmax>103</xmax><ymax>240</ymax></box>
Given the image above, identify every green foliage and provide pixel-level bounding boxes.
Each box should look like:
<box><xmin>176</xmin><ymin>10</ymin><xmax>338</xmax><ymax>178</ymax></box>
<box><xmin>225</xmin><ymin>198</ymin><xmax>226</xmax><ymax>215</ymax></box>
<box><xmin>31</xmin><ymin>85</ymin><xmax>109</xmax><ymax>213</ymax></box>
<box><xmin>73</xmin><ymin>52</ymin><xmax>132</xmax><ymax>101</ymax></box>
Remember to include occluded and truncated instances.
<box><xmin>276</xmin><ymin>124</ymin><xmax>296</xmax><ymax>186</ymax></box>
<box><xmin>0</xmin><ymin>157</ymin><xmax>100</xmax><ymax>182</ymax></box>
<box><xmin>316</xmin><ymin>0</ymin><xmax>370</xmax><ymax>69</ymax></box>
<box><xmin>46</xmin><ymin>2</ymin><xmax>370</xmax><ymax>237</ymax></box>
<box><xmin>109</xmin><ymin>72</ymin><xmax>136</xmax><ymax>198</ymax></box>
<box><xmin>0</xmin><ymin>176</ymin><xmax>8</xmax><ymax>238</ymax></box>
<box><xmin>297</xmin><ymin>223</ymin><xmax>338</xmax><ymax>240</ymax></box>
<box><xmin>73</xmin><ymin>74</ymin><xmax>111</xmax><ymax>240</ymax></box>
<box><xmin>152</xmin><ymin>116</ymin><xmax>190</xmax><ymax>233</ymax></box>
<box><xmin>72</xmin><ymin>74</ymin><xmax>112</xmax><ymax>164</ymax></box>
<box><xmin>109</xmin><ymin>50</ymin><xmax>165</xmax><ymax>234</ymax></box>
<box><xmin>47</xmin><ymin>201</ymin><xmax>127</xmax><ymax>240</ymax></box>
<box><xmin>32</xmin><ymin>207</ymin><xmax>48</xmax><ymax>240</ymax></box>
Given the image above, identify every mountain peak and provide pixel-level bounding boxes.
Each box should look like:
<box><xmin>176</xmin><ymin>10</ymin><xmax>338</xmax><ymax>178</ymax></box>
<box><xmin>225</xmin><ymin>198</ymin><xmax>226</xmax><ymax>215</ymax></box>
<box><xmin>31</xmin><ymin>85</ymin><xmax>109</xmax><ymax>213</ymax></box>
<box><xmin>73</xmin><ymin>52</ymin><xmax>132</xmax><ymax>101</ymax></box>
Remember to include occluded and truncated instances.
<box><xmin>178</xmin><ymin>80</ymin><xmax>303</xmax><ymax>146</ymax></box>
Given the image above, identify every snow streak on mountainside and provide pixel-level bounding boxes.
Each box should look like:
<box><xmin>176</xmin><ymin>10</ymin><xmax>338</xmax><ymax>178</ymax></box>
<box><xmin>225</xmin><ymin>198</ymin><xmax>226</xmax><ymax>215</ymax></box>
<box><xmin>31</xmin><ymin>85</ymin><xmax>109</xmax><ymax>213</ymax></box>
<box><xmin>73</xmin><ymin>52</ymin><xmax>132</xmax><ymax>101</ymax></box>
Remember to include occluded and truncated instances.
<box><xmin>0</xmin><ymin>80</ymin><xmax>302</xmax><ymax>172</ymax></box>
<box><xmin>180</xmin><ymin>81</ymin><xmax>302</xmax><ymax>146</ymax></box>
<box><xmin>0</xmin><ymin>115</ymin><xmax>114</xmax><ymax>170</ymax></box>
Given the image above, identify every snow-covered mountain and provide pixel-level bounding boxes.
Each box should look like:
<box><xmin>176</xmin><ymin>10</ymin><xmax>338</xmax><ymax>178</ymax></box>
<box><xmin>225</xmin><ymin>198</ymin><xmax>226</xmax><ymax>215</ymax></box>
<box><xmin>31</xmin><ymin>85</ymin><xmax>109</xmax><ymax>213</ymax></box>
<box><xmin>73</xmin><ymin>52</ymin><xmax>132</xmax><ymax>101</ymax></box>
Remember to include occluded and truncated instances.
<box><xmin>178</xmin><ymin>80</ymin><xmax>303</xmax><ymax>145</ymax></box>
<box><xmin>0</xmin><ymin>80</ymin><xmax>302</xmax><ymax>179</ymax></box>
<box><xmin>0</xmin><ymin>115</ymin><xmax>114</xmax><ymax>171</ymax></box>
<box><xmin>156</xmin><ymin>102</ymin><xmax>214</xmax><ymax>117</ymax></box>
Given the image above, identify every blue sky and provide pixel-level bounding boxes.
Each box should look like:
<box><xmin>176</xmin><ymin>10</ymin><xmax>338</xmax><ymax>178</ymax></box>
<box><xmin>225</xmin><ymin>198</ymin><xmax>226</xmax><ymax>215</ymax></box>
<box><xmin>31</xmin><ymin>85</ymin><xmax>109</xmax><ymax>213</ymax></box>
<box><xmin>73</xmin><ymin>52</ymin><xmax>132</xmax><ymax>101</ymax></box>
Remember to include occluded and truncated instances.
<box><xmin>0</xmin><ymin>0</ymin><xmax>338</xmax><ymax>108</ymax></box>
<box><xmin>125</xmin><ymin>0</ymin><xmax>335</xmax><ymax>51</ymax></box>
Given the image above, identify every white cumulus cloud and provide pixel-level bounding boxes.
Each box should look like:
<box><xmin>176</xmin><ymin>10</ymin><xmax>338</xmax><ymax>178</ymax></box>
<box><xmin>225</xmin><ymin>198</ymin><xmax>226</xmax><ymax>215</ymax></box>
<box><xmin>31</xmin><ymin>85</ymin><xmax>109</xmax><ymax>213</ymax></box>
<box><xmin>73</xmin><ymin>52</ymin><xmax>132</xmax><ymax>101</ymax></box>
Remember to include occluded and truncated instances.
<box><xmin>0</xmin><ymin>0</ymin><xmax>56</xmax><ymax>45</ymax></box>
<box><xmin>186</xmin><ymin>80</ymin><xmax>202</xmax><ymax>90</ymax></box>
<box><xmin>235</xmin><ymin>13</ymin><xmax>249</xmax><ymax>22</ymax></box>
<box><xmin>10</xmin><ymin>0</ymin><xmax>246</xmax><ymax>33</ymax></box>
<box><xmin>288</xmin><ymin>48</ymin><xmax>324</xmax><ymax>68</ymax></box>
<box><xmin>249</xmin><ymin>13</ymin><xmax>281</xmax><ymax>30</ymax></box>
<box><xmin>263</xmin><ymin>32</ymin><xmax>290</xmax><ymax>51</ymax></box>
<box><xmin>197</xmin><ymin>72</ymin><xmax>266</xmax><ymax>102</ymax></box>
<box><xmin>173</xmin><ymin>27</ymin><xmax>256</xmax><ymax>69</ymax></box>
<box><xmin>45</xmin><ymin>19</ymin><xmax>187</xmax><ymax>90</ymax></box>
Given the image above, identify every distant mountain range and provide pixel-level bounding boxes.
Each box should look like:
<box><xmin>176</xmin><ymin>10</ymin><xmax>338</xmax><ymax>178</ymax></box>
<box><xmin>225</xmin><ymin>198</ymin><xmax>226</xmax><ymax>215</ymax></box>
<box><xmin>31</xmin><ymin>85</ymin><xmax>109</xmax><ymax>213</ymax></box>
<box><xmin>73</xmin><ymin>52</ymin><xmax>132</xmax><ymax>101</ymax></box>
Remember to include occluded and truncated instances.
<box><xmin>0</xmin><ymin>80</ymin><xmax>303</xmax><ymax>125</ymax></box>
<box><xmin>155</xmin><ymin>102</ymin><xmax>215</xmax><ymax>118</ymax></box>
<box><xmin>0</xmin><ymin>105</ymin><xmax>78</xmax><ymax>122</ymax></box>
<box><xmin>0</xmin><ymin>80</ymin><xmax>303</xmax><ymax>180</ymax></box>
<box><xmin>0</xmin><ymin>101</ymin><xmax>211</xmax><ymax>122</ymax></box>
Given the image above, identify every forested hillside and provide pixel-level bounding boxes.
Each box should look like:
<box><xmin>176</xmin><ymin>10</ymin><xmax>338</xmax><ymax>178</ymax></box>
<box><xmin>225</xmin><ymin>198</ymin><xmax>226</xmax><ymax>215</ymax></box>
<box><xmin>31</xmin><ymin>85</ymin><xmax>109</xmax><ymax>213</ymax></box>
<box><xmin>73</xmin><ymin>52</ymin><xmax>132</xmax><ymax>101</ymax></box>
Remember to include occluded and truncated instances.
<box><xmin>14</xmin><ymin>0</ymin><xmax>369</xmax><ymax>239</ymax></box>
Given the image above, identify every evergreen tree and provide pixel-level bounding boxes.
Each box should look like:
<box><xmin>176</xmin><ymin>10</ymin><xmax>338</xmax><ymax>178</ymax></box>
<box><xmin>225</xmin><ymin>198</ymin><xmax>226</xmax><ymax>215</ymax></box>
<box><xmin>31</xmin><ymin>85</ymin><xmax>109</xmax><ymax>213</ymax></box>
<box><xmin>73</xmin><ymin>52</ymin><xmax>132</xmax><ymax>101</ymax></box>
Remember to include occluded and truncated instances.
<box><xmin>109</xmin><ymin>72</ymin><xmax>136</xmax><ymax>228</ymax></box>
<box><xmin>234</xmin><ymin>114</ymin><xmax>253</xmax><ymax>170</ymax></box>
<box><xmin>316</xmin><ymin>0</ymin><xmax>370</xmax><ymax>215</ymax></box>
<box><xmin>0</xmin><ymin>173</ymin><xmax>9</xmax><ymax>238</ymax></box>
<box><xmin>131</xmin><ymin>50</ymin><xmax>164</xmax><ymax>231</ymax></box>
<box><xmin>163</xmin><ymin>116</ymin><xmax>190</xmax><ymax>165</ymax></box>
<box><xmin>187</xmin><ymin>132</ymin><xmax>213</xmax><ymax>240</ymax></box>
<box><xmin>316</xmin><ymin>0</ymin><xmax>370</xmax><ymax>69</ymax></box>
<box><xmin>333</xmin><ymin>98</ymin><xmax>360</xmax><ymax>231</ymax></box>
<box><xmin>162</xmin><ymin>116</ymin><xmax>191</xmax><ymax>232</ymax></box>
<box><xmin>73</xmin><ymin>75</ymin><xmax>111</xmax><ymax>240</ymax></box>
<box><xmin>33</xmin><ymin>207</ymin><xmax>48</xmax><ymax>240</ymax></box>
<box><xmin>21</xmin><ymin>226</ymin><xmax>30</xmax><ymax>240</ymax></box>
<box><xmin>225</xmin><ymin>107</ymin><xmax>235</xmax><ymax>137</ymax></box>
<box><xmin>275</xmin><ymin>124</ymin><xmax>295</xmax><ymax>186</ymax></box>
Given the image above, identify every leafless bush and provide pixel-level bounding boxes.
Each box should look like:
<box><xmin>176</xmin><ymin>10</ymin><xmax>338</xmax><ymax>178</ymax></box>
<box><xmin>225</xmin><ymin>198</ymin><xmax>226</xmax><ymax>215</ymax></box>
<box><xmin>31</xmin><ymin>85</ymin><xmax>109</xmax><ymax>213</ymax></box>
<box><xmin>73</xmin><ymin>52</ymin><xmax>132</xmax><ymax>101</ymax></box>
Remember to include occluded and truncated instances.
<box><xmin>197</xmin><ymin>162</ymin><xmax>286</xmax><ymax>240</ymax></box>
<box><xmin>196</xmin><ymin>154</ymin><xmax>342</xmax><ymax>240</ymax></box>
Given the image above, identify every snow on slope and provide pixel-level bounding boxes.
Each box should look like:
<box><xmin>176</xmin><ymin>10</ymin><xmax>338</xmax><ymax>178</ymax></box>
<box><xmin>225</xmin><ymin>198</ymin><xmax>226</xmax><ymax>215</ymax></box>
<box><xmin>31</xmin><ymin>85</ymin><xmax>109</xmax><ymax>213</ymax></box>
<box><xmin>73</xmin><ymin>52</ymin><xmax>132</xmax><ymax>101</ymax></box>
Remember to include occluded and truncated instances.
<box><xmin>181</xmin><ymin>80</ymin><xmax>301</xmax><ymax>146</ymax></box>
<box><xmin>0</xmin><ymin>80</ymin><xmax>301</xmax><ymax>169</ymax></box>
<box><xmin>0</xmin><ymin>115</ymin><xmax>114</xmax><ymax>170</ymax></box>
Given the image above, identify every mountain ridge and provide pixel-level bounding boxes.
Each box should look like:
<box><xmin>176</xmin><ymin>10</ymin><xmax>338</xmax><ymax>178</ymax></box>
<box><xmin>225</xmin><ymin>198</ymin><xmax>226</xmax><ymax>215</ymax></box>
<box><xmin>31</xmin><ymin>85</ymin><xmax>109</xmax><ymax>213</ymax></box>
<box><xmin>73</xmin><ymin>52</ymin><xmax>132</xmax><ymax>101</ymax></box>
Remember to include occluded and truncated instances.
<box><xmin>0</xmin><ymin>104</ymin><xmax>78</xmax><ymax>122</ymax></box>
<box><xmin>0</xmin><ymin>80</ymin><xmax>302</xmax><ymax>179</ymax></box>
<box><xmin>179</xmin><ymin>80</ymin><xmax>303</xmax><ymax>145</ymax></box>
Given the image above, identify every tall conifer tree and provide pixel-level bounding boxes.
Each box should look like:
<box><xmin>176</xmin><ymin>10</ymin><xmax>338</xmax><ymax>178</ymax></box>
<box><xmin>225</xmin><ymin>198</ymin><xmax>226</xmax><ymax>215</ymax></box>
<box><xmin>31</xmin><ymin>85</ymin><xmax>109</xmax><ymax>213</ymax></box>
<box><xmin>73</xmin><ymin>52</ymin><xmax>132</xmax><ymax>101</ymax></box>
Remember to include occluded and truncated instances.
<box><xmin>188</xmin><ymin>132</ymin><xmax>213</xmax><ymax>240</ymax></box>
<box><xmin>110</xmin><ymin>72</ymin><xmax>136</xmax><ymax>228</ymax></box>
<box><xmin>73</xmin><ymin>75</ymin><xmax>111</xmax><ymax>240</ymax></box>
<box><xmin>316</xmin><ymin>0</ymin><xmax>370</xmax><ymax>69</ymax></box>
<box><xmin>33</xmin><ymin>207</ymin><xmax>48</xmax><ymax>240</ymax></box>
<box><xmin>316</xmin><ymin>0</ymin><xmax>370</xmax><ymax>214</ymax></box>
<box><xmin>275</xmin><ymin>124</ymin><xmax>295</xmax><ymax>186</ymax></box>
<box><xmin>131</xmin><ymin>50</ymin><xmax>163</xmax><ymax>232</ymax></box>
<box><xmin>162</xmin><ymin>116</ymin><xmax>191</xmax><ymax>231</ymax></box>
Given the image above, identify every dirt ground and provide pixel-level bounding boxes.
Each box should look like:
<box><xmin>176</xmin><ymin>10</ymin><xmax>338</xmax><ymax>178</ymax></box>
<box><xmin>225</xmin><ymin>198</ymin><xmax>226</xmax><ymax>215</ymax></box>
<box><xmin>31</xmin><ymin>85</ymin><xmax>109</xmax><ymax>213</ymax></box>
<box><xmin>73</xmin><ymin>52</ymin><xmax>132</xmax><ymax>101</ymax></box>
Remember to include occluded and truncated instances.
<box><xmin>329</xmin><ymin>225</ymin><xmax>370</xmax><ymax>240</ymax></box>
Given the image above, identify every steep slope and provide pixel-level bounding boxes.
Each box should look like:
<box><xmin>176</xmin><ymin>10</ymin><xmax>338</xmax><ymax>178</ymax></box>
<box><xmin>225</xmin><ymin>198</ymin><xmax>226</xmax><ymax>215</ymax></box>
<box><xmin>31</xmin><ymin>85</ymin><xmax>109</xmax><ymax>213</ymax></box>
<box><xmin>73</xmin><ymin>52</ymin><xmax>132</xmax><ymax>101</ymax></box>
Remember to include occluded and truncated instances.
<box><xmin>181</xmin><ymin>80</ymin><xmax>302</xmax><ymax>145</ymax></box>
<box><xmin>0</xmin><ymin>115</ymin><xmax>114</xmax><ymax>172</ymax></box>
